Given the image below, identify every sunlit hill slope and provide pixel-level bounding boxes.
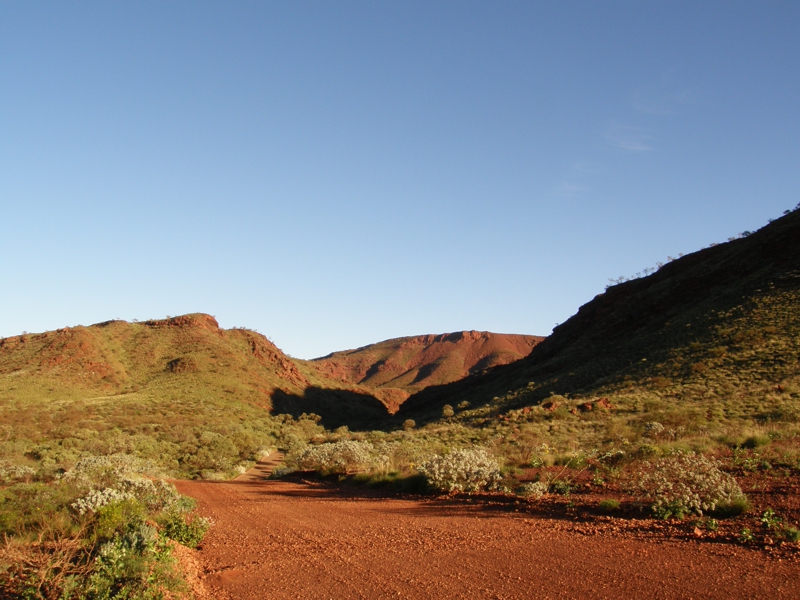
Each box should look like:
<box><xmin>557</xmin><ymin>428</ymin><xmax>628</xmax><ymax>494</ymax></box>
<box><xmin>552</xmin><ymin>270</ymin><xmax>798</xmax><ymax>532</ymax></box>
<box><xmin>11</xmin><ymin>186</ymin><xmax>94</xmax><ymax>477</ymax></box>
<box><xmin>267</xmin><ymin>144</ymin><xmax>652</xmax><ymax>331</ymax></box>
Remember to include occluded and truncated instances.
<box><xmin>397</xmin><ymin>208</ymin><xmax>800</xmax><ymax>425</ymax></box>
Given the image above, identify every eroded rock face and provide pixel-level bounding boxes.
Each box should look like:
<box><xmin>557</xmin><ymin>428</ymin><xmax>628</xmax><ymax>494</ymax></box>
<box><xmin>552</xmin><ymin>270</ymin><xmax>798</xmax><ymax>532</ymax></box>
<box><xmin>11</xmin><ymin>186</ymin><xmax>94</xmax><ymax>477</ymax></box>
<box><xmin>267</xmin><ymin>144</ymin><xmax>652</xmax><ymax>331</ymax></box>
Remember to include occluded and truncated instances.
<box><xmin>144</xmin><ymin>314</ymin><xmax>221</xmax><ymax>331</ymax></box>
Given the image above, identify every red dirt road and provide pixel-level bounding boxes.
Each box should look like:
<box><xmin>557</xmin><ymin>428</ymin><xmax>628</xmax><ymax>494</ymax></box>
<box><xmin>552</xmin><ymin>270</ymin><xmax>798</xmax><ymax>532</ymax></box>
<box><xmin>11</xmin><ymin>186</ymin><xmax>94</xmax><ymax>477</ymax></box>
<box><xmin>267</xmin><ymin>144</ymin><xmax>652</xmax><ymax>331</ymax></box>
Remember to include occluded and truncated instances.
<box><xmin>175</xmin><ymin>458</ymin><xmax>800</xmax><ymax>599</ymax></box>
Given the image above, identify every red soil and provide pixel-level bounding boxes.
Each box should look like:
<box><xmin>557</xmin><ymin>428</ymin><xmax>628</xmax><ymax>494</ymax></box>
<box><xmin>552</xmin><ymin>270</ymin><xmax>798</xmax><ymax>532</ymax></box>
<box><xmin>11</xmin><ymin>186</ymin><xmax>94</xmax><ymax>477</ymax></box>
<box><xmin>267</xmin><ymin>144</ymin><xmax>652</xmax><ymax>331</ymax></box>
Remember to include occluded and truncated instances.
<box><xmin>175</xmin><ymin>457</ymin><xmax>800</xmax><ymax>599</ymax></box>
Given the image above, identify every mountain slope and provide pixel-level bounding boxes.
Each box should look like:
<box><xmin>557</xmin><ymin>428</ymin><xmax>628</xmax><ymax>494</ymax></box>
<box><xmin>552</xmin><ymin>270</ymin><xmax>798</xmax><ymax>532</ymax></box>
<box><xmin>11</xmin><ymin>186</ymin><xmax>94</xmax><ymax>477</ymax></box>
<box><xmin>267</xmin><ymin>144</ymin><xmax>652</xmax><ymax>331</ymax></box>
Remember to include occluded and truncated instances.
<box><xmin>311</xmin><ymin>331</ymin><xmax>542</xmax><ymax>411</ymax></box>
<box><xmin>397</xmin><ymin>208</ymin><xmax>800</xmax><ymax>424</ymax></box>
<box><xmin>0</xmin><ymin>313</ymin><xmax>389</xmax><ymax>433</ymax></box>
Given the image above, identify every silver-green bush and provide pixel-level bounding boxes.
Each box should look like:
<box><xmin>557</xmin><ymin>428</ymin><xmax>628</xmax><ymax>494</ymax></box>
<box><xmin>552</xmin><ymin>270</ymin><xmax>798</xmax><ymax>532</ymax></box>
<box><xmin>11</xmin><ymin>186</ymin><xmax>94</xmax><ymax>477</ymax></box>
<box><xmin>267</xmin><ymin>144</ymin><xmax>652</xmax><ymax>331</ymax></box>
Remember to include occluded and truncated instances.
<box><xmin>296</xmin><ymin>440</ymin><xmax>388</xmax><ymax>474</ymax></box>
<box><xmin>635</xmin><ymin>451</ymin><xmax>747</xmax><ymax>519</ymax></box>
<box><xmin>517</xmin><ymin>481</ymin><xmax>549</xmax><ymax>499</ymax></box>
<box><xmin>418</xmin><ymin>448</ymin><xmax>502</xmax><ymax>493</ymax></box>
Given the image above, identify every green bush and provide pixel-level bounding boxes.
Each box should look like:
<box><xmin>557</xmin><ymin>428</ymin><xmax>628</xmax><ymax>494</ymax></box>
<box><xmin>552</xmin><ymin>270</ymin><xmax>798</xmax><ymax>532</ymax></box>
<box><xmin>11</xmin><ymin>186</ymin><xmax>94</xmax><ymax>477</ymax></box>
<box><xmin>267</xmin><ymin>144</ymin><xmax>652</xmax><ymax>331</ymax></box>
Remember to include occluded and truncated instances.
<box><xmin>92</xmin><ymin>498</ymin><xmax>147</xmax><ymax>544</ymax></box>
<box><xmin>598</xmin><ymin>499</ymin><xmax>621</xmax><ymax>512</ymax></box>
<box><xmin>550</xmin><ymin>480</ymin><xmax>573</xmax><ymax>496</ymax></box>
<box><xmin>160</xmin><ymin>512</ymin><xmax>211</xmax><ymax>548</ymax></box>
<box><xmin>712</xmin><ymin>495</ymin><xmax>750</xmax><ymax>518</ymax></box>
<box><xmin>742</xmin><ymin>434</ymin><xmax>771</xmax><ymax>449</ymax></box>
<box><xmin>783</xmin><ymin>527</ymin><xmax>800</xmax><ymax>542</ymax></box>
<box><xmin>760</xmin><ymin>508</ymin><xmax>782</xmax><ymax>530</ymax></box>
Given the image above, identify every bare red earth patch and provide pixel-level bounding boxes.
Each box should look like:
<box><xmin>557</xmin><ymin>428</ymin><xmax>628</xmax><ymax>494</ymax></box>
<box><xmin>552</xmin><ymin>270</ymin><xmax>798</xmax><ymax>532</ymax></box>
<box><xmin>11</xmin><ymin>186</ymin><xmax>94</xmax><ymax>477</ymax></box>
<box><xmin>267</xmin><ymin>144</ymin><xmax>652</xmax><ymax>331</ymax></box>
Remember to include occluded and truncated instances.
<box><xmin>175</xmin><ymin>466</ymin><xmax>800</xmax><ymax>599</ymax></box>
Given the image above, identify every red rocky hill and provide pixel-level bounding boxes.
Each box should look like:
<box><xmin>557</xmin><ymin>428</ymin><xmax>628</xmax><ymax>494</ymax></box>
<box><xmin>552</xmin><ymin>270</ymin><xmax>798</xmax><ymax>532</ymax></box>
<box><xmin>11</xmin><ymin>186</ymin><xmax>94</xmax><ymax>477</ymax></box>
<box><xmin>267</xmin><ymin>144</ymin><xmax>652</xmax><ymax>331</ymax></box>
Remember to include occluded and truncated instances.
<box><xmin>311</xmin><ymin>331</ymin><xmax>543</xmax><ymax>411</ymax></box>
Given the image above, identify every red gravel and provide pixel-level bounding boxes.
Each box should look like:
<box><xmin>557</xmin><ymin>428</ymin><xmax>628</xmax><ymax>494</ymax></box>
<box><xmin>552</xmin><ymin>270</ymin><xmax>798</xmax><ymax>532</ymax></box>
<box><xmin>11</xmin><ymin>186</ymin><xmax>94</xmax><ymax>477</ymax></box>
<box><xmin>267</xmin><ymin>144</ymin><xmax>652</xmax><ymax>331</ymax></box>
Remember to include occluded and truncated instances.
<box><xmin>174</xmin><ymin>457</ymin><xmax>800</xmax><ymax>599</ymax></box>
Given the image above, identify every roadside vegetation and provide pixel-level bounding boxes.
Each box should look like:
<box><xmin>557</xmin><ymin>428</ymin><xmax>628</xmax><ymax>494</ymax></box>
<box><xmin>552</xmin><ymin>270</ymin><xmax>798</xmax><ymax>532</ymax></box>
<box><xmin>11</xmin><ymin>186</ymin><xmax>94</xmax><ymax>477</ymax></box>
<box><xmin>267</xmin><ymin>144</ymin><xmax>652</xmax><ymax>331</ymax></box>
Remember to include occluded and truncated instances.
<box><xmin>0</xmin><ymin>454</ymin><xmax>208</xmax><ymax>598</ymax></box>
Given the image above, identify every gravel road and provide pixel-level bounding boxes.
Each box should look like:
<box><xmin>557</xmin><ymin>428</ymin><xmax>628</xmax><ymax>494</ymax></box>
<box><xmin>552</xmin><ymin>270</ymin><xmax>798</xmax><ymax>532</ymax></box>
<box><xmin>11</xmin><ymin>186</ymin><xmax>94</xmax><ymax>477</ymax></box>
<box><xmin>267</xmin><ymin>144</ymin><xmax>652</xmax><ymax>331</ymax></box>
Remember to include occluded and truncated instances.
<box><xmin>175</xmin><ymin>455</ymin><xmax>800</xmax><ymax>599</ymax></box>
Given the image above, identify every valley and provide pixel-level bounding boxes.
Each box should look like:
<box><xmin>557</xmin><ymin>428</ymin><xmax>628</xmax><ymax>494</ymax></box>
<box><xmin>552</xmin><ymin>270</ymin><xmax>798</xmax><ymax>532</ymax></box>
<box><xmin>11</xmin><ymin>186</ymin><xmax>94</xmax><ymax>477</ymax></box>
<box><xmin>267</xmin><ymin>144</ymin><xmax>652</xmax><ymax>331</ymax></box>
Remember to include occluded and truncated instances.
<box><xmin>2</xmin><ymin>207</ymin><xmax>800</xmax><ymax>598</ymax></box>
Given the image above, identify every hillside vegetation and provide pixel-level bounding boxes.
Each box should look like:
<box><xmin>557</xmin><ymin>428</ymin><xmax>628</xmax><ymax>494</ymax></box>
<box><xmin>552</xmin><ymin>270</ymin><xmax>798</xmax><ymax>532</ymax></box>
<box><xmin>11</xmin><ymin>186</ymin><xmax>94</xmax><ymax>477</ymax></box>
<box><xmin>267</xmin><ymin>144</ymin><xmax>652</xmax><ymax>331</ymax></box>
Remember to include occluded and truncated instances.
<box><xmin>397</xmin><ymin>207</ymin><xmax>800</xmax><ymax>437</ymax></box>
<box><xmin>0</xmin><ymin>313</ymin><xmax>389</xmax><ymax>478</ymax></box>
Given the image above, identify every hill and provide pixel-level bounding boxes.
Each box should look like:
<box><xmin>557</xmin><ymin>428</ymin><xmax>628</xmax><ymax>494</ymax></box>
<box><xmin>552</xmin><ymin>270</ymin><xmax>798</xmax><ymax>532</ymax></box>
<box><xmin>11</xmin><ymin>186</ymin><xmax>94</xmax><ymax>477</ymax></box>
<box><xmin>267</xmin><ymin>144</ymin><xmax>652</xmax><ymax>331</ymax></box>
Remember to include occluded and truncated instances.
<box><xmin>0</xmin><ymin>314</ymin><xmax>390</xmax><ymax>476</ymax></box>
<box><xmin>397</xmin><ymin>208</ymin><xmax>800</xmax><ymax>427</ymax></box>
<box><xmin>310</xmin><ymin>331</ymin><xmax>542</xmax><ymax>412</ymax></box>
<box><xmin>0</xmin><ymin>313</ymin><xmax>543</xmax><ymax>476</ymax></box>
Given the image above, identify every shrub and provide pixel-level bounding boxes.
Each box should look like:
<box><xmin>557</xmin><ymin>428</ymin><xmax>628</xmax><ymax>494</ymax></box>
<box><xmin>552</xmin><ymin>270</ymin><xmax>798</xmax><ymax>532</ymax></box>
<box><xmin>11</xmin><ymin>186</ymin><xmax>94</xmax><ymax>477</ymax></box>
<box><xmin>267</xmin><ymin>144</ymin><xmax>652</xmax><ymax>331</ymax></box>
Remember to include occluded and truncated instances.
<box><xmin>517</xmin><ymin>481</ymin><xmax>549</xmax><ymax>499</ymax></box>
<box><xmin>270</xmin><ymin>465</ymin><xmax>297</xmax><ymax>478</ymax></box>
<box><xmin>92</xmin><ymin>498</ymin><xmax>148</xmax><ymax>544</ymax></box>
<box><xmin>0</xmin><ymin>453</ymin><xmax>199</xmax><ymax>598</ymax></box>
<box><xmin>636</xmin><ymin>443</ymin><xmax>662</xmax><ymax>458</ymax></box>
<box><xmin>72</xmin><ymin>487</ymin><xmax>134</xmax><ymax>516</ymax></box>
<box><xmin>64</xmin><ymin>454</ymin><xmax>184</xmax><ymax>516</ymax></box>
<box><xmin>550</xmin><ymin>480</ymin><xmax>573</xmax><ymax>496</ymax></box>
<box><xmin>160</xmin><ymin>512</ymin><xmax>211</xmax><ymax>548</ymax></box>
<box><xmin>784</xmin><ymin>527</ymin><xmax>800</xmax><ymax>542</ymax></box>
<box><xmin>634</xmin><ymin>452</ymin><xmax>747</xmax><ymax>519</ymax></box>
<box><xmin>0</xmin><ymin>488</ymin><xmax>184</xmax><ymax>598</ymax></box>
<box><xmin>418</xmin><ymin>448</ymin><xmax>502</xmax><ymax>493</ymax></box>
<box><xmin>713</xmin><ymin>495</ymin><xmax>750</xmax><ymax>518</ymax></box>
<box><xmin>59</xmin><ymin>454</ymin><xmax>162</xmax><ymax>491</ymax></box>
<box><xmin>598</xmin><ymin>499</ymin><xmax>621</xmax><ymax>512</ymax></box>
<box><xmin>742</xmin><ymin>434</ymin><xmax>770</xmax><ymax>449</ymax></box>
<box><xmin>0</xmin><ymin>461</ymin><xmax>35</xmax><ymax>484</ymax></box>
<box><xmin>85</xmin><ymin>519</ymin><xmax>180</xmax><ymax>598</ymax></box>
<box><xmin>761</xmin><ymin>508</ymin><xmax>782</xmax><ymax>530</ymax></box>
<box><xmin>644</xmin><ymin>422</ymin><xmax>665</xmax><ymax>438</ymax></box>
<box><xmin>296</xmin><ymin>440</ymin><xmax>387</xmax><ymax>474</ymax></box>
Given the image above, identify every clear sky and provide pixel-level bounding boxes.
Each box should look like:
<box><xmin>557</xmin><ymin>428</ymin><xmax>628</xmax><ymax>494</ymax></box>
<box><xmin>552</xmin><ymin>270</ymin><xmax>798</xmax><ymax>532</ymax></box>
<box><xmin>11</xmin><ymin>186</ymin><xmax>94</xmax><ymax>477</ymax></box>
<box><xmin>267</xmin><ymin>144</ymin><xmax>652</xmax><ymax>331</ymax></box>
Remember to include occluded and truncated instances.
<box><xmin>2</xmin><ymin>2</ymin><xmax>799</xmax><ymax>359</ymax></box>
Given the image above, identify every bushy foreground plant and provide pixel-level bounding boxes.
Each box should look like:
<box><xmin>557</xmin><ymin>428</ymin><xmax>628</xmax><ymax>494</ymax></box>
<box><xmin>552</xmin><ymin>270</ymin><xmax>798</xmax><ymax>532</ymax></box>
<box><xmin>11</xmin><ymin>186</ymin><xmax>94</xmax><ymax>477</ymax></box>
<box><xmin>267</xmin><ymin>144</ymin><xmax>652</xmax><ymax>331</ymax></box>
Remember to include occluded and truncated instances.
<box><xmin>0</xmin><ymin>453</ymin><xmax>209</xmax><ymax>598</ymax></box>
<box><xmin>598</xmin><ymin>499</ymin><xmax>621</xmax><ymax>512</ymax></box>
<box><xmin>634</xmin><ymin>451</ymin><xmax>747</xmax><ymax>519</ymax></box>
<box><xmin>418</xmin><ymin>447</ymin><xmax>502</xmax><ymax>493</ymax></box>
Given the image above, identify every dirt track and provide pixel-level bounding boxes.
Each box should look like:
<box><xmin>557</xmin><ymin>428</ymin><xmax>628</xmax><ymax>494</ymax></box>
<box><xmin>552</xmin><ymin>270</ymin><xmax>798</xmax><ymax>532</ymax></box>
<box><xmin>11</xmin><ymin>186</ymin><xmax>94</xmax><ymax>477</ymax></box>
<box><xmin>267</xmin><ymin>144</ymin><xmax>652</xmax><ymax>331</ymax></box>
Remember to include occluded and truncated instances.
<box><xmin>175</xmin><ymin>455</ymin><xmax>800</xmax><ymax>599</ymax></box>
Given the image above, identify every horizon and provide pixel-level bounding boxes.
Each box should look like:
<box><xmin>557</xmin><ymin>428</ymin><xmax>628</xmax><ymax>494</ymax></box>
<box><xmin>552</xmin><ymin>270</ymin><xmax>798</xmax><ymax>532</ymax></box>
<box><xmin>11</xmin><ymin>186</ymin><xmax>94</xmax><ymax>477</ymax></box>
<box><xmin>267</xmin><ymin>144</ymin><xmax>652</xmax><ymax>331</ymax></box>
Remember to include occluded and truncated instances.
<box><xmin>2</xmin><ymin>2</ymin><xmax>799</xmax><ymax>359</ymax></box>
<box><xmin>0</xmin><ymin>207</ymin><xmax>787</xmax><ymax>361</ymax></box>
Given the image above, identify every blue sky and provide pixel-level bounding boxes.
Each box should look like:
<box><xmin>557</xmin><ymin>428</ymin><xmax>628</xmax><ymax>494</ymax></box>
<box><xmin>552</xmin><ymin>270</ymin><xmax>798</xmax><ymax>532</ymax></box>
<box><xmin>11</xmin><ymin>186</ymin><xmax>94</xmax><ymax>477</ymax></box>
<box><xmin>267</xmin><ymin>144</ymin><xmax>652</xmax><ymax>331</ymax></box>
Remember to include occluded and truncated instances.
<box><xmin>2</xmin><ymin>2</ymin><xmax>798</xmax><ymax>359</ymax></box>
